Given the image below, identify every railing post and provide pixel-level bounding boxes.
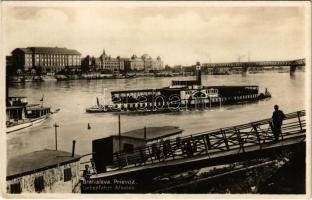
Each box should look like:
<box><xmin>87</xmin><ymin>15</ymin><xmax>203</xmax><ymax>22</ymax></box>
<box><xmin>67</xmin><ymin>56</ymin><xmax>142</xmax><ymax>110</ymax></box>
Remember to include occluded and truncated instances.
<box><xmin>297</xmin><ymin>111</ymin><xmax>303</xmax><ymax>132</ymax></box>
<box><xmin>125</xmin><ymin>154</ymin><xmax>129</xmax><ymax>166</ymax></box>
<box><xmin>147</xmin><ymin>146</ymin><xmax>154</xmax><ymax>164</ymax></box>
<box><xmin>269</xmin><ymin>121</ymin><xmax>275</xmax><ymax>141</ymax></box>
<box><xmin>191</xmin><ymin>135</ymin><xmax>198</xmax><ymax>154</ymax></box>
<box><xmin>202</xmin><ymin>135</ymin><xmax>209</xmax><ymax>155</ymax></box>
<box><xmin>252</xmin><ymin>124</ymin><xmax>262</xmax><ymax>147</ymax></box>
<box><xmin>116</xmin><ymin>153</ymin><xmax>122</xmax><ymax>169</ymax></box>
<box><xmin>139</xmin><ymin>148</ymin><xmax>146</xmax><ymax>164</ymax></box>
<box><xmin>169</xmin><ymin>141</ymin><xmax>175</xmax><ymax>159</ymax></box>
<box><xmin>234</xmin><ymin>127</ymin><xmax>245</xmax><ymax>153</ymax></box>
<box><xmin>220</xmin><ymin>129</ymin><xmax>230</xmax><ymax>150</ymax></box>
<box><xmin>205</xmin><ymin>134</ymin><xmax>212</xmax><ymax>150</ymax></box>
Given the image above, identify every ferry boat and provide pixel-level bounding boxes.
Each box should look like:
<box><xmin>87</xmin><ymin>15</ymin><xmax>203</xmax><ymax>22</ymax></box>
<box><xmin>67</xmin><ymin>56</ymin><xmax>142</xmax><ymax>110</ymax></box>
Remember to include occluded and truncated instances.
<box><xmin>86</xmin><ymin>62</ymin><xmax>271</xmax><ymax>113</ymax></box>
<box><xmin>6</xmin><ymin>96</ymin><xmax>59</xmax><ymax>133</ymax></box>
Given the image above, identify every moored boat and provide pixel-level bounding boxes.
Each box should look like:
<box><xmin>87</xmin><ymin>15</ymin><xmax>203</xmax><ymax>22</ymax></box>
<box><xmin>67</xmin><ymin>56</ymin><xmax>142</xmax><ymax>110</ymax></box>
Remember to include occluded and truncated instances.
<box><xmin>6</xmin><ymin>121</ymin><xmax>33</xmax><ymax>133</ymax></box>
<box><xmin>86</xmin><ymin>97</ymin><xmax>111</xmax><ymax>113</ymax></box>
<box><xmin>6</xmin><ymin>96</ymin><xmax>59</xmax><ymax>133</ymax></box>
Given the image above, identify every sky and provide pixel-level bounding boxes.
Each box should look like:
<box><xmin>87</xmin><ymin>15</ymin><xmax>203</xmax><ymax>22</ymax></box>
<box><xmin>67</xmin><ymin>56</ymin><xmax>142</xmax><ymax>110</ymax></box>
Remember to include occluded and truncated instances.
<box><xmin>3</xmin><ymin>3</ymin><xmax>308</xmax><ymax>66</ymax></box>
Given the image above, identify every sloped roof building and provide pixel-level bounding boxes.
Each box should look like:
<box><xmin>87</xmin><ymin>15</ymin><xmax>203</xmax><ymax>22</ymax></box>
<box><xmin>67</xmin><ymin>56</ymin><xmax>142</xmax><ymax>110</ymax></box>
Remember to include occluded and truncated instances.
<box><xmin>7</xmin><ymin>149</ymin><xmax>81</xmax><ymax>194</ymax></box>
<box><xmin>10</xmin><ymin>47</ymin><xmax>81</xmax><ymax>74</ymax></box>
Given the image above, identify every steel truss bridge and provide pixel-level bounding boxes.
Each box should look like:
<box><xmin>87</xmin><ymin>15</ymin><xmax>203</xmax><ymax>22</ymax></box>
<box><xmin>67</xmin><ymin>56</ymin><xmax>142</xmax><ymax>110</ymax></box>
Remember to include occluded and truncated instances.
<box><xmin>201</xmin><ymin>58</ymin><xmax>305</xmax><ymax>75</ymax></box>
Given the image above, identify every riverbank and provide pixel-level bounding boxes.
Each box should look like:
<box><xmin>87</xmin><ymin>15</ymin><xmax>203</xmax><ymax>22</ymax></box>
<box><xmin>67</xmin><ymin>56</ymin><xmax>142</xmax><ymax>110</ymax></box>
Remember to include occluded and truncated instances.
<box><xmin>7</xmin><ymin>70</ymin><xmax>305</xmax><ymax>84</ymax></box>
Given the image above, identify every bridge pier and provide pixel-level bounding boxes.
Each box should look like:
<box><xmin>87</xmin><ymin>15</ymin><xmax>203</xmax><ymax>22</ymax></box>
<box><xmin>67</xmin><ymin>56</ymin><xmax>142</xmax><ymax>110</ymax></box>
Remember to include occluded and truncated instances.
<box><xmin>290</xmin><ymin>65</ymin><xmax>298</xmax><ymax>76</ymax></box>
<box><xmin>242</xmin><ymin>66</ymin><xmax>249</xmax><ymax>76</ymax></box>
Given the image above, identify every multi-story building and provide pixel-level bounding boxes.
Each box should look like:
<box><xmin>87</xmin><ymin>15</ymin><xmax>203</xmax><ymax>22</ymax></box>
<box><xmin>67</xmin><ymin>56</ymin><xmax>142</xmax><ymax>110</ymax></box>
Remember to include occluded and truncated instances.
<box><xmin>153</xmin><ymin>56</ymin><xmax>163</xmax><ymax>71</ymax></box>
<box><xmin>99</xmin><ymin>49</ymin><xmax>125</xmax><ymax>73</ymax></box>
<box><xmin>141</xmin><ymin>54</ymin><xmax>153</xmax><ymax>72</ymax></box>
<box><xmin>124</xmin><ymin>55</ymin><xmax>145</xmax><ymax>71</ymax></box>
<box><xmin>125</xmin><ymin>54</ymin><xmax>163</xmax><ymax>72</ymax></box>
<box><xmin>10</xmin><ymin>47</ymin><xmax>81</xmax><ymax>74</ymax></box>
<box><xmin>80</xmin><ymin>49</ymin><xmax>164</xmax><ymax>74</ymax></box>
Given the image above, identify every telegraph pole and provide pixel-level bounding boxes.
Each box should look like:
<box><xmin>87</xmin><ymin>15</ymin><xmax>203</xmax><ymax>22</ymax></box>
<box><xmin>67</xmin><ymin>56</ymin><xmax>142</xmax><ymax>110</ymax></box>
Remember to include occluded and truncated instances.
<box><xmin>53</xmin><ymin>123</ymin><xmax>59</xmax><ymax>151</ymax></box>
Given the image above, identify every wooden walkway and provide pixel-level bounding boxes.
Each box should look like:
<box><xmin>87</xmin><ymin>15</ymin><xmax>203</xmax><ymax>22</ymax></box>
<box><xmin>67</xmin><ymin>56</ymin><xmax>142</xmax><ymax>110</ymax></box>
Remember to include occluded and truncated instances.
<box><xmin>90</xmin><ymin>110</ymin><xmax>306</xmax><ymax>179</ymax></box>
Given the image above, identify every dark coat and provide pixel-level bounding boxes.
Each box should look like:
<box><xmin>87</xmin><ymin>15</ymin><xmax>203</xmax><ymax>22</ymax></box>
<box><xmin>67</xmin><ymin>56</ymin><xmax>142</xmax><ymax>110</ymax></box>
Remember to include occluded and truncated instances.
<box><xmin>272</xmin><ymin>110</ymin><xmax>286</xmax><ymax>127</ymax></box>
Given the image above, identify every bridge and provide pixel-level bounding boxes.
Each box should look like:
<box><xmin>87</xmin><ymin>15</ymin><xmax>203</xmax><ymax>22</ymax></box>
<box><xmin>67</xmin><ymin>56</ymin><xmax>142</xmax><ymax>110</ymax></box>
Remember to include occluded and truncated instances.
<box><xmin>201</xmin><ymin>58</ymin><xmax>305</xmax><ymax>75</ymax></box>
<box><xmin>83</xmin><ymin>110</ymin><xmax>306</xmax><ymax>193</ymax></box>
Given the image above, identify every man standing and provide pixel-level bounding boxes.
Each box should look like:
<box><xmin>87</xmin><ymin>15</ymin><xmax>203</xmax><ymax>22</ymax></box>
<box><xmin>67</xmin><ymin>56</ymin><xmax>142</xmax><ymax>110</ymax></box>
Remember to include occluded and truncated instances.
<box><xmin>83</xmin><ymin>164</ymin><xmax>91</xmax><ymax>179</ymax></box>
<box><xmin>272</xmin><ymin>105</ymin><xmax>286</xmax><ymax>142</ymax></box>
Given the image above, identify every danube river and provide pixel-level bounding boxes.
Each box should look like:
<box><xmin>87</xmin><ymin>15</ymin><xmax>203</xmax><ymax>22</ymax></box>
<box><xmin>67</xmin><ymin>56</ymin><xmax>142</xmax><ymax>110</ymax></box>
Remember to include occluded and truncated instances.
<box><xmin>7</xmin><ymin>73</ymin><xmax>306</xmax><ymax>158</ymax></box>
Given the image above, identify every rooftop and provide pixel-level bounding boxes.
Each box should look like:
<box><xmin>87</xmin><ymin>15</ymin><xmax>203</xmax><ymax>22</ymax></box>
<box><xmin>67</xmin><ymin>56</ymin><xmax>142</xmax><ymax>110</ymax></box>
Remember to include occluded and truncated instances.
<box><xmin>6</xmin><ymin>106</ymin><xmax>24</xmax><ymax>110</ymax></box>
<box><xmin>26</xmin><ymin>106</ymin><xmax>50</xmax><ymax>111</ymax></box>
<box><xmin>121</xmin><ymin>126</ymin><xmax>183</xmax><ymax>142</ymax></box>
<box><xmin>13</xmin><ymin>48</ymin><xmax>32</xmax><ymax>54</ymax></box>
<box><xmin>204</xmin><ymin>85</ymin><xmax>259</xmax><ymax>88</ymax></box>
<box><xmin>12</xmin><ymin>47</ymin><xmax>81</xmax><ymax>55</ymax></box>
<box><xmin>112</xmin><ymin>88</ymin><xmax>161</xmax><ymax>94</ymax></box>
<box><xmin>7</xmin><ymin>149</ymin><xmax>81</xmax><ymax>179</ymax></box>
<box><xmin>30</xmin><ymin>47</ymin><xmax>81</xmax><ymax>55</ymax></box>
<box><xmin>8</xmin><ymin>96</ymin><xmax>27</xmax><ymax>98</ymax></box>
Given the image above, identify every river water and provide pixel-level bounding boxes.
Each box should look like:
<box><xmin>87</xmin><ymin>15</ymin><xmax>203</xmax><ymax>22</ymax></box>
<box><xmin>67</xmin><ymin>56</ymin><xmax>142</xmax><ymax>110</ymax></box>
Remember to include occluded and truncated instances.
<box><xmin>7</xmin><ymin>72</ymin><xmax>305</xmax><ymax>158</ymax></box>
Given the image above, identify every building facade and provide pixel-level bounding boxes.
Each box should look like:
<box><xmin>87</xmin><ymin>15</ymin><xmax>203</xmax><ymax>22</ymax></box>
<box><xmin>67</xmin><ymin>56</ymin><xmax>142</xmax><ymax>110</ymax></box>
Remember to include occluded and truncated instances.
<box><xmin>99</xmin><ymin>50</ymin><xmax>125</xmax><ymax>73</ymax></box>
<box><xmin>125</xmin><ymin>54</ymin><xmax>163</xmax><ymax>72</ymax></box>
<box><xmin>10</xmin><ymin>47</ymin><xmax>81</xmax><ymax>74</ymax></box>
<box><xmin>153</xmin><ymin>56</ymin><xmax>163</xmax><ymax>71</ymax></box>
<box><xmin>7</xmin><ymin>149</ymin><xmax>81</xmax><ymax>194</ymax></box>
<box><xmin>125</xmin><ymin>55</ymin><xmax>145</xmax><ymax>71</ymax></box>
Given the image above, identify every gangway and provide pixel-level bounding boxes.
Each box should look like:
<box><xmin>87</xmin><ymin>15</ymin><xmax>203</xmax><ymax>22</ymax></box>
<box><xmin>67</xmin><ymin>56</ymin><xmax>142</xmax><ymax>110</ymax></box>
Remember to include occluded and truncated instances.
<box><xmin>90</xmin><ymin>110</ymin><xmax>306</xmax><ymax>180</ymax></box>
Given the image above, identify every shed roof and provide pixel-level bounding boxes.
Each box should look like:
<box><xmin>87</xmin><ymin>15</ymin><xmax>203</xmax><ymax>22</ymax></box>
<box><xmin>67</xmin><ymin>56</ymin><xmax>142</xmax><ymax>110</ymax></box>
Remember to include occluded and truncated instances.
<box><xmin>122</xmin><ymin>126</ymin><xmax>183</xmax><ymax>142</ymax></box>
<box><xmin>7</xmin><ymin>149</ymin><xmax>81</xmax><ymax>179</ymax></box>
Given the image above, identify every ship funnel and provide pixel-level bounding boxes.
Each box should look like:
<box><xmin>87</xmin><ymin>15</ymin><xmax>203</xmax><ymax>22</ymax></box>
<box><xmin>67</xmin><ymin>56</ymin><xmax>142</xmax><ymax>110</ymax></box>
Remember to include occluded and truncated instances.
<box><xmin>196</xmin><ymin>62</ymin><xmax>202</xmax><ymax>86</ymax></box>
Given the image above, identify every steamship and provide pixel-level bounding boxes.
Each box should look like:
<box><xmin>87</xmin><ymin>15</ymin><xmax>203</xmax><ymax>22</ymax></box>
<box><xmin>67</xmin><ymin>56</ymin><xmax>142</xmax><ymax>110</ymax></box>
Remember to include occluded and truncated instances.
<box><xmin>86</xmin><ymin>62</ymin><xmax>271</xmax><ymax>113</ymax></box>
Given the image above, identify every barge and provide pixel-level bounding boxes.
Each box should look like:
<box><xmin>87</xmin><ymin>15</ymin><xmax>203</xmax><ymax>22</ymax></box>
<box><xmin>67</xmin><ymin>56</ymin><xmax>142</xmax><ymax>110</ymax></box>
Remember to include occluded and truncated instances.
<box><xmin>86</xmin><ymin>62</ymin><xmax>271</xmax><ymax>113</ymax></box>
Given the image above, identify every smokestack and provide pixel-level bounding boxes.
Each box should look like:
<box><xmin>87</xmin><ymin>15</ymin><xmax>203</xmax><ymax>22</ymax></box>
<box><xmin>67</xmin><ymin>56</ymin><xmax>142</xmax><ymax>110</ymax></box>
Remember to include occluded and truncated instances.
<box><xmin>72</xmin><ymin>140</ymin><xmax>76</xmax><ymax>157</ymax></box>
<box><xmin>196</xmin><ymin>62</ymin><xmax>202</xmax><ymax>86</ymax></box>
<box><xmin>144</xmin><ymin>126</ymin><xmax>147</xmax><ymax>140</ymax></box>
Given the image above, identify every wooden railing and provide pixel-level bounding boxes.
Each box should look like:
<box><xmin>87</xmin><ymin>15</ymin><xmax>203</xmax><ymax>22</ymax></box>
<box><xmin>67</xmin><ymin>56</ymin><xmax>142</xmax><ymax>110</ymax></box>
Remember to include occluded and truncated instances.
<box><xmin>113</xmin><ymin>110</ymin><xmax>306</xmax><ymax>169</ymax></box>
